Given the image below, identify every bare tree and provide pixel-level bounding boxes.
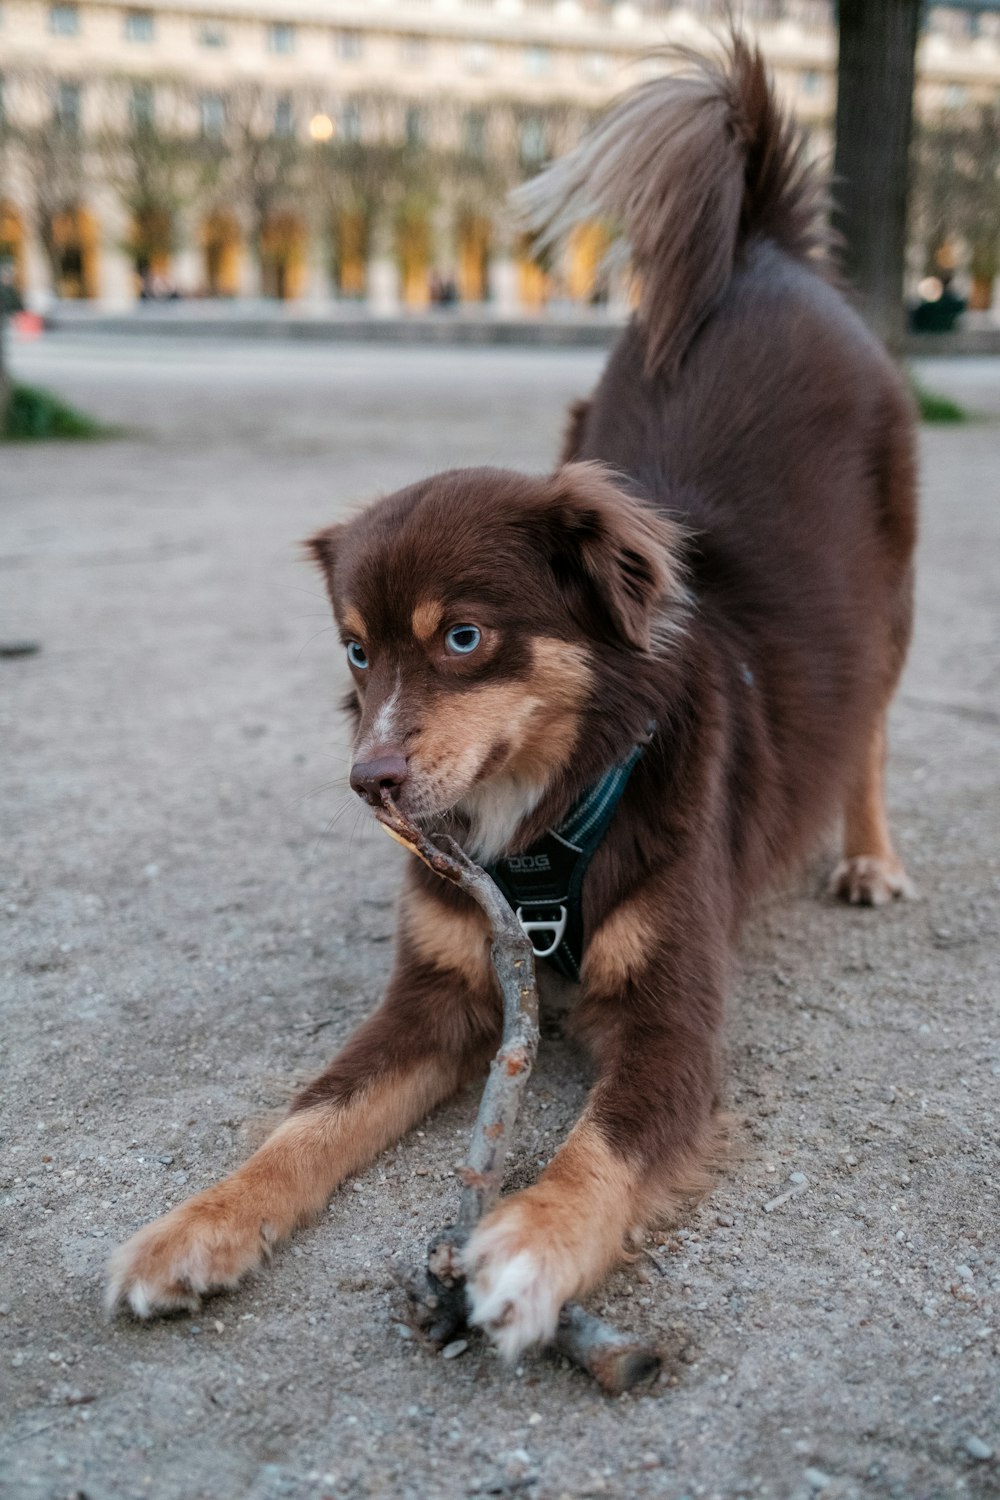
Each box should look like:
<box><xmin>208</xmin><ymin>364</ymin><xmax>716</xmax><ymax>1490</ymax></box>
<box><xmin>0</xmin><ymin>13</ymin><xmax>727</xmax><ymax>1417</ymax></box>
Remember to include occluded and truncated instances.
<box><xmin>912</xmin><ymin>103</ymin><xmax>1000</xmax><ymax>309</ymax></box>
<box><xmin>212</xmin><ymin>81</ymin><xmax>310</xmax><ymax>297</ymax></box>
<box><xmin>97</xmin><ymin>76</ymin><xmax>217</xmax><ymax>285</ymax></box>
<box><xmin>308</xmin><ymin>94</ymin><xmax>433</xmax><ymax>292</ymax></box>
<box><xmin>6</xmin><ymin>64</ymin><xmax>90</xmax><ymax>294</ymax></box>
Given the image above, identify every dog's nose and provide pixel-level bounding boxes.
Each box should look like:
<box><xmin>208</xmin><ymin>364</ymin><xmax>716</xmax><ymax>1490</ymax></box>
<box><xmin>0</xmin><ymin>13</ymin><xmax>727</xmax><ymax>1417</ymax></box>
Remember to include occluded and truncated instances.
<box><xmin>350</xmin><ymin>752</ymin><xmax>409</xmax><ymax>807</ymax></box>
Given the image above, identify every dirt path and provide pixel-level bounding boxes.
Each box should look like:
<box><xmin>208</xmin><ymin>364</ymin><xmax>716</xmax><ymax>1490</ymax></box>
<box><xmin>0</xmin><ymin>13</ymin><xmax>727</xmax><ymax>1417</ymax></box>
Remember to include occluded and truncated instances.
<box><xmin>1</xmin><ymin>339</ymin><xmax>998</xmax><ymax>1500</ymax></box>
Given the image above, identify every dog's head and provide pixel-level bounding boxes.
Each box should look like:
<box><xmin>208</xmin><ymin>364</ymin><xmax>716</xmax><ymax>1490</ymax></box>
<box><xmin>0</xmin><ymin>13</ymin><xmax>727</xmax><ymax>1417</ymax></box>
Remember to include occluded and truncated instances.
<box><xmin>307</xmin><ymin>462</ymin><xmax>682</xmax><ymax>860</ymax></box>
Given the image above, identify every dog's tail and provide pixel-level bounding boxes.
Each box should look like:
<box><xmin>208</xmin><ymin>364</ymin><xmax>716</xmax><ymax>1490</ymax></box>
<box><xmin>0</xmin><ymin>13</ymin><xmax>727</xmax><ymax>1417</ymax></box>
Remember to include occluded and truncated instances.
<box><xmin>514</xmin><ymin>33</ymin><xmax>829</xmax><ymax>379</ymax></box>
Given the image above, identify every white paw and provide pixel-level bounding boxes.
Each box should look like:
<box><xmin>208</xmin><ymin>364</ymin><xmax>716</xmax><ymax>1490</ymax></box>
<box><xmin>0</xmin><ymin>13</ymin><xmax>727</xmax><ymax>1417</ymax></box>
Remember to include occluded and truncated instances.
<box><xmin>463</xmin><ymin>1223</ymin><xmax>562</xmax><ymax>1361</ymax></box>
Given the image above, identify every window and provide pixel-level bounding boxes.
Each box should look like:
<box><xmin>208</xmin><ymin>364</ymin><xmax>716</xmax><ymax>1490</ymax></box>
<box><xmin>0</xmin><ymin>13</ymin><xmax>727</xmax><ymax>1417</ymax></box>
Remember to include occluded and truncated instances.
<box><xmin>464</xmin><ymin>42</ymin><xmax>493</xmax><ymax>73</ymax></box>
<box><xmin>520</xmin><ymin>116</ymin><xmax>547</xmax><ymax>164</ymax></box>
<box><xmin>405</xmin><ymin>105</ymin><xmax>423</xmax><ymax>148</ymax></box>
<box><xmin>945</xmin><ymin>83</ymin><xmax>968</xmax><ymax>109</ymax></box>
<box><xmin>339</xmin><ymin>100</ymin><xmax>361</xmax><ymax>142</ymax></box>
<box><xmin>800</xmin><ymin>69</ymin><xmax>820</xmax><ymax>95</ymax></box>
<box><xmin>464</xmin><ymin>109</ymin><xmax>486</xmax><ymax>158</ymax></box>
<box><xmin>274</xmin><ymin>94</ymin><xmax>294</xmax><ymax>137</ymax></box>
<box><xmin>55</xmin><ymin>79</ymin><xmax>81</xmax><ymax>131</ymax></box>
<box><xmin>130</xmin><ymin>81</ymin><xmax>154</xmax><ymax>127</ymax></box>
<box><xmin>268</xmin><ymin>22</ymin><xmax>294</xmax><ymax>54</ymax></box>
<box><xmin>524</xmin><ymin>45</ymin><xmax>552</xmax><ymax>77</ymax></box>
<box><xmin>335</xmin><ymin>30</ymin><xmax>362</xmax><ymax>60</ymax></box>
<box><xmin>198</xmin><ymin>20</ymin><xmax>226</xmax><ymax>47</ymax></box>
<box><xmin>124</xmin><ymin>9</ymin><xmax>154</xmax><ymax>41</ymax></box>
<box><xmin>49</xmin><ymin>3</ymin><xmax>79</xmax><ymax>36</ymax></box>
<box><xmin>400</xmin><ymin>34</ymin><xmax>427</xmax><ymax>66</ymax></box>
<box><xmin>200</xmin><ymin>92</ymin><xmax>225</xmax><ymax>136</ymax></box>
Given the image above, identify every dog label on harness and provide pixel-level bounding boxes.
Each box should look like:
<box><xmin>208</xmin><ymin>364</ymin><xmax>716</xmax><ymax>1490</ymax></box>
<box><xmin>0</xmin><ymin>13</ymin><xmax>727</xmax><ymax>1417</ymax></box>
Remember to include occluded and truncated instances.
<box><xmin>508</xmin><ymin>854</ymin><xmax>551</xmax><ymax>873</ymax></box>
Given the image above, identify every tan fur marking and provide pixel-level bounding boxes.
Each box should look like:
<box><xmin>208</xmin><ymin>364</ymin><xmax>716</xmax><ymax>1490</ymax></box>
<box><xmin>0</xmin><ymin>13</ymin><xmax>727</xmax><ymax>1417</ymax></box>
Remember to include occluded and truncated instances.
<box><xmin>411</xmin><ymin>599</ymin><xmax>444</xmax><ymax>641</ymax></box>
<box><xmin>107</xmin><ymin>1058</ymin><xmax>457</xmax><ymax>1316</ymax></box>
<box><xmin>843</xmin><ymin>718</ymin><xmax>896</xmax><ymax>862</ymax></box>
<box><xmin>402</xmin><ymin>882</ymin><xmax>492</xmax><ymax>988</ymax></box>
<box><xmin>582</xmin><ymin>895</ymin><xmax>660</xmax><ymax>992</ymax></box>
<box><xmin>831</xmin><ymin>713</ymin><xmax>914</xmax><ymax>905</ymax></box>
<box><xmin>411</xmin><ymin>636</ymin><xmax>591</xmax><ymax>792</ymax></box>
<box><xmin>465</xmin><ymin>1120</ymin><xmax>639</xmax><ymax>1354</ymax></box>
<box><xmin>476</xmin><ymin>1120</ymin><xmax>638</xmax><ymax>1287</ymax></box>
<box><xmin>340</xmin><ymin>605</ymin><xmax>366</xmax><ymax>641</ymax></box>
<box><xmin>506</xmin><ymin>638</ymin><xmax>592</xmax><ymax>779</ymax></box>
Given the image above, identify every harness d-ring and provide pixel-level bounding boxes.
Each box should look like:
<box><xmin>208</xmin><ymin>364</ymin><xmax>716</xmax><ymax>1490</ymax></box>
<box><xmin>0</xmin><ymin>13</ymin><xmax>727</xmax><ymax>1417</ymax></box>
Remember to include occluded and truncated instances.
<box><xmin>516</xmin><ymin>904</ymin><xmax>568</xmax><ymax>960</ymax></box>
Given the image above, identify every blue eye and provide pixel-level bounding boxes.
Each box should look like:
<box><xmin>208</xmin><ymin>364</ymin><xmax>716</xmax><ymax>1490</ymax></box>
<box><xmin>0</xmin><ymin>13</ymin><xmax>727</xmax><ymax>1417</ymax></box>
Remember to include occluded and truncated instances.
<box><xmin>346</xmin><ymin>641</ymin><xmax>369</xmax><ymax>670</ymax></box>
<box><xmin>445</xmin><ymin>624</ymin><xmax>481</xmax><ymax>656</ymax></box>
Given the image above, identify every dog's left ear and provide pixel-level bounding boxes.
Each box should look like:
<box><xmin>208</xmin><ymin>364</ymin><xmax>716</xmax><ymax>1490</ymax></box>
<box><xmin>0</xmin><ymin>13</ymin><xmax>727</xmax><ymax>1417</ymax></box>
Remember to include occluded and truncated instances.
<box><xmin>540</xmin><ymin>463</ymin><xmax>682</xmax><ymax>651</ymax></box>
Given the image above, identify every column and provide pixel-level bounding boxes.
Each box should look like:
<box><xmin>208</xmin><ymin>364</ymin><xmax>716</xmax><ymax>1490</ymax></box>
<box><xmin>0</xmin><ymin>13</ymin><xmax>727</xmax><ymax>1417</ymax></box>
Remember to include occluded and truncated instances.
<box><xmin>366</xmin><ymin>208</ymin><xmax>400</xmax><ymax>317</ymax></box>
<box><xmin>487</xmin><ymin>216</ymin><xmax>520</xmax><ymax>317</ymax></box>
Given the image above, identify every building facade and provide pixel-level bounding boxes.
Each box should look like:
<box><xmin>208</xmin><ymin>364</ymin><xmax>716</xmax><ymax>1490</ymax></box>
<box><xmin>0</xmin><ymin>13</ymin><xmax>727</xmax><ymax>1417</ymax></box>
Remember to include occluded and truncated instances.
<box><xmin>0</xmin><ymin>0</ymin><xmax>998</xmax><ymax>311</ymax></box>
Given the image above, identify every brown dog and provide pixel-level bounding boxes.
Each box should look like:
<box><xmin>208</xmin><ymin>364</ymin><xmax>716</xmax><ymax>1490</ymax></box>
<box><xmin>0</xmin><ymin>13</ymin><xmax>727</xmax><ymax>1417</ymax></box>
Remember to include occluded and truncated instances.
<box><xmin>107</xmin><ymin>38</ymin><xmax>916</xmax><ymax>1358</ymax></box>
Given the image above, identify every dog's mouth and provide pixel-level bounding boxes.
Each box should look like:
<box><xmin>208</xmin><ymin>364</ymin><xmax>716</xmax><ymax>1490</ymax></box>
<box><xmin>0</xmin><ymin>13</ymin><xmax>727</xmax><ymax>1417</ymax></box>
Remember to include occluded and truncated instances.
<box><xmin>352</xmin><ymin>743</ymin><xmax>543</xmax><ymax>861</ymax></box>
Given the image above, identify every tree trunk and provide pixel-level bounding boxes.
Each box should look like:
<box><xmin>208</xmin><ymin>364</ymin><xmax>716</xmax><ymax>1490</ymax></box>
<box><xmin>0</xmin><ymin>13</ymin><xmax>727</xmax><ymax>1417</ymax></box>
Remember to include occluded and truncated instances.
<box><xmin>832</xmin><ymin>0</ymin><xmax>922</xmax><ymax>353</ymax></box>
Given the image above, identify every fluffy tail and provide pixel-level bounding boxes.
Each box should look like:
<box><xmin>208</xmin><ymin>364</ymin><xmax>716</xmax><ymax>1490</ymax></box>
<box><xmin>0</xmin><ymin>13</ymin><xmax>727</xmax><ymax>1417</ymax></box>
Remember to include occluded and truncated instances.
<box><xmin>514</xmin><ymin>34</ymin><xmax>829</xmax><ymax>379</ymax></box>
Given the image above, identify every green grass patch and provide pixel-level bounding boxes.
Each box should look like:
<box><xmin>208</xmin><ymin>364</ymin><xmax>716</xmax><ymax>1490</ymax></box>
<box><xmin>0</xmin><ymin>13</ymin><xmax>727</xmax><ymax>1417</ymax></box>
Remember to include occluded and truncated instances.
<box><xmin>2</xmin><ymin>381</ymin><xmax>112</xmax><ymax>441</ymax></box>
<box><xmin>911</xmin><ymin>380</ymin><xmax>968</xmax><ymax>425</ymax></box>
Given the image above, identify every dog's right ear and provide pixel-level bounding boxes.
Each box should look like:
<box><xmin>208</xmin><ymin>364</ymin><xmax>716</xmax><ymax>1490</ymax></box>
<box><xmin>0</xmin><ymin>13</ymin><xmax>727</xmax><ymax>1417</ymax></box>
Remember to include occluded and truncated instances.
<box><xmin>303</xmin><ymin>524</ymin><xmax>345</xmax><ymax>583</ymax></box>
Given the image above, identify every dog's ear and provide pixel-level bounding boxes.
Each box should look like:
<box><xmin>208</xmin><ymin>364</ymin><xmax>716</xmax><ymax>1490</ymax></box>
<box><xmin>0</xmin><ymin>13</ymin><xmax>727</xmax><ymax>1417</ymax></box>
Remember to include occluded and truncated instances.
<box><xmin>303</xmin><ymin>524</ymin><xmax>345</xmax><ymax>584</ymax></box>
<box><xmin>539</xmin><ymin>463</ymin><xmax>681</xmax><ymax>651</ymax></box>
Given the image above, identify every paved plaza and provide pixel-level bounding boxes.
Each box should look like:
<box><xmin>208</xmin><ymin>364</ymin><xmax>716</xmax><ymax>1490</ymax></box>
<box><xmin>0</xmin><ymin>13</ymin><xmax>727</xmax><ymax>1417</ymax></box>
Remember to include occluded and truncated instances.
<box><xmin>1</xmin><ymin>337</ymin><xmax>998</xmax><ymax>1500</ymax></box>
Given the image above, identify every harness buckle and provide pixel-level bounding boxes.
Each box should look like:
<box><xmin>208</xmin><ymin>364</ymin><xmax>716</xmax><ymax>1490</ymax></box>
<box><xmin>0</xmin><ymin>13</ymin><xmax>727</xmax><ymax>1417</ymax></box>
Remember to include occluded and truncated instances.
<box><xmin>516</xmin><ymin>904</ymin><xmax>568</xmax><ymax>960</ymax></box>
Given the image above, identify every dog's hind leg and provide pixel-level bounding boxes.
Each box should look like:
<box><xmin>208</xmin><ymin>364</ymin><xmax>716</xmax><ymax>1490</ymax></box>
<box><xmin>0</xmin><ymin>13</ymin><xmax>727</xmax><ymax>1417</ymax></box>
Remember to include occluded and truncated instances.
<box><xmin>107</xmin><ymin>875</ymin><xmax>500</xmax><ymax>1318</ymax></box>
<box><xmin>829</xmin><ymin>711</ymin><xmax>915</xmax><ymax>906</ymax></box>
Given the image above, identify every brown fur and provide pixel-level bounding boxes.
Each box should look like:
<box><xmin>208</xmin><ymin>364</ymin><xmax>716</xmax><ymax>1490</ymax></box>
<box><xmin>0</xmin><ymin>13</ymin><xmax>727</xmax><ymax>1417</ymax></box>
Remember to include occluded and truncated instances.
<box><xmin>108</xmin><ymin>33</ymin><xmax>917</xmax><ymax>1352</ymax></box>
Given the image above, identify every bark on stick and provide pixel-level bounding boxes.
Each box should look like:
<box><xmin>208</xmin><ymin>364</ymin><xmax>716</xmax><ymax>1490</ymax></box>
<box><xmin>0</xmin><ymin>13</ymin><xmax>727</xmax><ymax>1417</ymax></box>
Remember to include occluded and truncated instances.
<box><xmin>375</xmin><ymin>794</ymin><xmax>662</xmax><ymax>1395</ymax></box>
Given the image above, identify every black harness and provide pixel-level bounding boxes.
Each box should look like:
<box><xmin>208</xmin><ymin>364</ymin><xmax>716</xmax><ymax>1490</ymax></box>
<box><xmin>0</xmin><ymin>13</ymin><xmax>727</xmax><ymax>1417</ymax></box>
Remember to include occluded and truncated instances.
<box><xmin>485</xmin><ymin>738</ymin><xmax>648</xmax><ymax>982</ymax></box>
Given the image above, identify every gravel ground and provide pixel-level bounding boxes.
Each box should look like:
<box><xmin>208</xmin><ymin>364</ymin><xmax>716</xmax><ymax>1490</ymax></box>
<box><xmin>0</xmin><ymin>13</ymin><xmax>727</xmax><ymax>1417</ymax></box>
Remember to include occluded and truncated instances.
<box><xmin>1</xmin><ymin>338</ymin><xmax>998</xmax><ymax>1500</ymax></box>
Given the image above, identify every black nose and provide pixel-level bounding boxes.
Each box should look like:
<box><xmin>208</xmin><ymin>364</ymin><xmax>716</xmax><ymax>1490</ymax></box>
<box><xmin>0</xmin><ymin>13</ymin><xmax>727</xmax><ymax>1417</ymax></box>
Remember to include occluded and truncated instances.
<box><xmin>350</xmin><ymin>752</ymin><xmax>409</xmax><ymax>807</ymax></box>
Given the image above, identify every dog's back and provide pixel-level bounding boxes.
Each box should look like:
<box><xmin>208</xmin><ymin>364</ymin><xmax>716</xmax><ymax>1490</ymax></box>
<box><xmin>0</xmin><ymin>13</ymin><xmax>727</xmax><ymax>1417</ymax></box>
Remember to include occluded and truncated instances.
<box><xmin>523</xmin><ymin>34</ymin><xmax>918</xmax><ymax>891</ymax></box>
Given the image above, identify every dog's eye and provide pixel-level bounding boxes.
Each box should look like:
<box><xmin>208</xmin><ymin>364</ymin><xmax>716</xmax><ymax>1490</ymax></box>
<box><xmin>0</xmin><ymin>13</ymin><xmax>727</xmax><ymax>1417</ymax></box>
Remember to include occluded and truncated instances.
<box><xmin>444</xmin><ymin>625</ymin><xmax>481</xmax><ymax>657</ymax></box>
<box><xmin>346</xmin><ymin>641</ymin><xmax>369</xmax><ymax>670</ymax></box>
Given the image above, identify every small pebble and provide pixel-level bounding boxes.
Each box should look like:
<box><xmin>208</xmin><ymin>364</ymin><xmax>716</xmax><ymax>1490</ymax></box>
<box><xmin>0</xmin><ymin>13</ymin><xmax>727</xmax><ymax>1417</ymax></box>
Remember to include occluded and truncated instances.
<box><xmin>804</xmin><ymin>1469</ymin><xmax>833</xmax><ymax>1491</ymax></box>
<box><xmin>441</xmin><ymin>1339</ymin><xmax>468</xmax><ymax>1360</ymax></box>
<box><xmin>964</xmin><ymin>1437</ymin><xmax>993</xmax><ymax>1461</ymax></box>
<box><xmin>789</xmin><ymin>1171</ymin><xmax>808</xmax><ymax>1185</ymax></box>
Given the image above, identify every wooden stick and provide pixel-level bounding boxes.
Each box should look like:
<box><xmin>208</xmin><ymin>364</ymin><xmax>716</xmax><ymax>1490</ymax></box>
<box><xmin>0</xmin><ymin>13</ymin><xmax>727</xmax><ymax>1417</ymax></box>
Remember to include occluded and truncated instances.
<box><xmin>375</xmin><ymin>794</ymin><xmax>662</xmax><ymax>1394</ymax></box>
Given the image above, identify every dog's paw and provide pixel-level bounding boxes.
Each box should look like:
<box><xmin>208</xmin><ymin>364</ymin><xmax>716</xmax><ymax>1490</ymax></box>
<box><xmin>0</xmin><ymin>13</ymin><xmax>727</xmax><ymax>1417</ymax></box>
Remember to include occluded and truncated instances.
<box><xmin>106</xmin><ymin>1190</ymin><xmax>276</xmax><ymax>1319</ymax></box>
<box><xmin>829</xmin><ymin>855</ymin><xmax>916</xmax><ymax>908</ymax></box>
<box><xmin>463</xmin><ymin>1204</ymin><xmax>567</xmax><ymax>1361</ymax></box>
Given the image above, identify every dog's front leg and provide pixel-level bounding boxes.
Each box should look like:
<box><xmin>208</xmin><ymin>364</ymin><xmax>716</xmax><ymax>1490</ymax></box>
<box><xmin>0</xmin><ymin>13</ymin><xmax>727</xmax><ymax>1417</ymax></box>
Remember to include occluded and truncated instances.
<box><xmin>465</xmin><ymin>888</ymin><xmax>723</xmax><ymax>1359</ymax></box>
<box><xmin>107</xmin><ymin>875</ymin><xmax>500</xmax><ymax>1318</ymax></box>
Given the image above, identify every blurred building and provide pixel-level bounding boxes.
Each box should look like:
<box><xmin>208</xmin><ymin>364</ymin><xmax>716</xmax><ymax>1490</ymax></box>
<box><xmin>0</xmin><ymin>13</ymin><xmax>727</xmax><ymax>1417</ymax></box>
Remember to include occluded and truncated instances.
<box><xmin>0</xmin><ymin>0</ymin><xmax>998</xmax><ymax>310</ymax></box>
